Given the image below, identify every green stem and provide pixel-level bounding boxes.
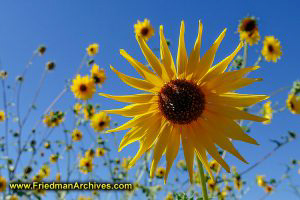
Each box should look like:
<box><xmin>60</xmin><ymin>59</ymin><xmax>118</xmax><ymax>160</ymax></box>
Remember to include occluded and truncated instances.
<box><xmin>241</xmin><ymin>43</ymin><xmax>248</xmax><ymax>69</ymax></box>
<box><xmin>197</xmin><ymin>158</ymin><xmax>209</xmax><ymax>200</ymax></box>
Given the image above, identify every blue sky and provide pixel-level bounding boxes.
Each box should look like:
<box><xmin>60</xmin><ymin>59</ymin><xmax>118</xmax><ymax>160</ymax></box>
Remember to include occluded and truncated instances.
<box><xmin>0</xmin><ymin>0</ymin><xmax>299</xmax><ymax>199</ymax></box>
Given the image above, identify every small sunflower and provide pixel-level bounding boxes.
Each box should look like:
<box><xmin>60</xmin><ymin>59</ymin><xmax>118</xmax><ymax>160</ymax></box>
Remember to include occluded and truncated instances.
<box><xmin>134</xmin><ymin>19</ymin><xmax>154</xmax><ymax>41</ymax></box>
<box><xmin>261</xmin><ymin>36</ymin><xmax>282</xmax><ymax>62</ymax></box>
<box><xmin>8</xmin><ymin>195</ymin><xmax>19</xmax><ymax>200</ymax></box>
<box><xmin>286</xmin><ymin>94</ymin><xmax>300</xmax><ymax>114</ymax></box>
<box><xmin>155</xmin><ymin>167</ymin><xmax>166</xmax><ymax>179</ymax></box>
<box><xmin>32</xmin><ymin>174</ymin><xmax>43</xmax><ymax>182</ymax></box>
<box><xmin>83</xmin><ymin>104</ymin><xmax>95</xmax><ymax>120</ymax></box>
<box><xmin>0</xmin><ymin>110</ymin><xmax>6</xmax><ymax>122</ymax></box>
<box><xmin>264</xmin><ymin>185</ymin><xmax>273</xmax><ymax>193</ymax></box>
<box><xmin>0</xmin><ymin>176</ymin><xmax>6</xmax><ymax>192</ymax></box>
<box><xmin>234</xmin><ymin>177</ymin><xmax>243</xmax><ymax>191</ymax></box>
<box><xmin>33</xmin><ymin>188</ymin><xmax>46</xmax><ymax>196</ymax></box>
<box><xmin>121</xmin><ymin>157</ymin><xmax>132</xmax><ymax>171</ymax></box>
<box><xmin>72</xmin><ymin>129</ymin><xmax>83</xmax><ymax>141</ymax></box>
<box><xmin>50</xmin><ymin>154</ymin><xmax>59</xmax><ymax>163</ymax></box>
<box><xmin>165</xmin><ymin>192</ymin><xmax>174</xmax><ymax>200</ymax></box>
<box><xmin>101</xmin><ymin>21</ymin><xmax>268</xmax><ymax>183</ymax></box>
<box><xmin>56</xmin><ymin>173</ymin><xmax>61</xmax><ymax>182</ymax></box>
<box><xmin>207</xmin><ymin>178</ymin><xmax>217</xmax><ymax>192</ymax></box>
<box><xmin>39</xmin><ymin>165</ymin><xmax>50</xmax><ymax>178</ymax></box>
<box><xmin>79</xmin><ymin>157</ymin><xmax>93</xmax><ymax>174</ymax></box>
<box><xmin>71</xmin><ymin>75</ymin><xmax>96</xmax><ymax>100</ymax></box>
<box><xmin>256</xmin><ymin>175</ymin><xmax>267</xmax><ymax>187</ymax></box>
<box><xmin>44</xmin><ymin>141</ymin><xmax>51</xmax><ymax>149</ymax></box>
<box><xmin>90</xmin><ymin>112</ymin><xmax>110</xmax><ymax>132</ymax></box>
<box><xmin>43</xmin><ymin>111</ymin><xmax>64</xmax><ymax>128</ymax></box>
<box><xmin>90</xmin><ymin>64</ymin><xmax>106</xmax><ymax>85</ymax></box>
<box><xmin>73</xmin><ymin>103</ymin><xmax>82</xmax><ymax>115</ymax></box>
<box><xmin>176</xmin><ymin>160</ymin><xmax>187</xmax><ymax>170</ymax></box>
<box><xmin>238</xmin><ymin>17</ymin><xmax>260</xmax><ymax>46</ymax></box>
<box><xmin>262</xmin><ymin>101</ymin><xmax>273</xmax><ymax>124</ymax></box>
<box><xmin>86</xmin><ymin>43</ymin><xmax>99</xmax><ymax>56</ymax></box>
<box><xmin>85</xmin><ymin>149</ymin><xmax>95</xmax><ymax>159</ymax></box>
<box><xmin>209</xmin><ymin>159</ymin><xmax>219</xmax><ymax>172</ymax></box>
<box><xmin>95</xmin><ymin>148</ymin><xmax>106</xmax><ymax>157</ymax></box>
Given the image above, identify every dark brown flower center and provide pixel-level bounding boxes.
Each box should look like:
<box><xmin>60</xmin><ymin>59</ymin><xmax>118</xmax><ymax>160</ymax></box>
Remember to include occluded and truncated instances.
<box><xmin>93</xmin><ymin>75</ymin><xmax>101</xmax><ymax>84</ymax></box>
<box><xmin>79</xmin><ymin>84</ymin><xmax>87</xmax><ymax>92</ymax></box>
<box><xmin>99</xmin><ymin>121</ymin><xmax>105</xmax><ymax>127</ymax></box>
<box><xmin>158</xmin><ymin>79</ymin><xmax>205</xmax><ymax>125</ymax></box>
<box><xmin>140</xmin><ymin>27</ymin><xmax>149</xmax><ymax>36</ymax></box>
<box><xmin>244</xmin><ymin>19</ymin><xmax>256</xmax><ymax>32</ymax></box>
<box><xmin>268</xmin><ymin>45</ymin><xmax>274</xmax><ymax>53</ymax></box>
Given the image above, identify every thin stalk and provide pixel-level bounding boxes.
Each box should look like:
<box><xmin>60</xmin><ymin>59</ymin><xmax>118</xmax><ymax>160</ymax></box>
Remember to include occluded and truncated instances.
<box><xmin>197</xmin><ymin>157</ymin><xmax>208</xmax><ymax>200</ymax></box>
<box><xmin>241</xmin><ymin>43</ymin><xmax>248</xmax><ymax>69</ymax></box>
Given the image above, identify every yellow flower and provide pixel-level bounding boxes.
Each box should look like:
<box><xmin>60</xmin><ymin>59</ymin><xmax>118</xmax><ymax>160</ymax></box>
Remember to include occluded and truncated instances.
<box><xmin>33</xmin><ymin>188</ymin><xmax>46</xmax><ymax>196</ymax></box>
<box><xmin>32</xmin><ymin>174</ymin><xmax>43</xmax><ymax>182</ymax></box>
<box><xmin>256</xmin><ymin>175</ymin><xmax>267</xmax><ymax>187</ymax></box>
<box><xmin>78</xmin><ymin>196</ymin><xmax>93</xmax><ymax>200</ymax></box>
<box><xmin>155</xmin><ymin>167</ymin><xmax>166</xmax><ymax>179</ymax></box>
<box><xmin>44</xmin><ymin>141</ymin><xmax>51</xmax><ymax>149</ymax></box>
<box><xmin>261</xmin><ymin>36</ymin><xmax>282</xmax><ymax>62</ymax></box>
<box><xmin>50</xmin><ymin>154</ymin><xmax>58</xmax><ymax>163</ymax></box>
<box><xmin>73</xmin><ymin>103</ymin><xmax>82</xmax><ymax>115</ymax></box>
<box><xmin>85</xmin><ymin>149</ymin><xmax>95</xmax><ymax>159</ymax></box>
<box><xmin>90</xmin><ymin>64</ymin><xmax>106</xmax><ymax>85</ymax></box>
<box><xmin>71</xmin><ymin>75</ymin><xmax>96</xmax><ymax>100</ymax></box>
<box><xmin>39</xmin><ymin>165</ymin><xmax>50</xmax><ymax>178</ymax></box>
<box><xmin>121</xmin><ymin>157</ymin><xmax>131</xmax><ymax>171</ymax></box>
<box><xmin>286</xmin><ymin>94</ymin><xmax>300</xmax><ymax>114</ymax></box>
<box><xmin>134</xmin><ymin>19</ymin><xmax>154</xmax><ymax>41</ymax></box>
<box><xmin>165</xmin><ymin>192</ymin><xmax>174</xmax><ymax>200</ymax></box>
<box><xmin>0</xmin><ymin>111</ymin><xmax>6</xmax><ymax>122</ymax></box>
<box><xmin>56</xmin><ymin>173</ymin><xmax>61</xmax><ymax>182</ymax></box>
<box><xmin>262</xmin><ymin>101</ymin><xmax>273</xmax><ymax>124</ymax></box>
<box><xmin>176</xmin><ymin>160</ymin><xmax>187</xmax><ymax>170</ymax></box>
<box><xmin>83</xmin><ymin>104</ymin><xmax>95</xmax><ymax>120</ymax></box>
<box><xmin>72</xmin><ymin>129</ymin><xmax>83</xmax><ymax>141</ymax></box>
<box><xmin>207</xmin><ymin>178</ymin><xmax>217</xmax><ymax>192</ymax></box>
<box><xmin>209</xmin><ymin>160</ymin><xmax>219</xmax><ymax>172</ymax></box>
<box><xmin>86</xmin><ymin>43</ymin><xmax>99</xmax><ymax>56</ymax></box>
<box><xmin>90</xmin><ymin>112</ymin><xmax>110</xmax><ymax>132</ymax></box>
<box><xmin>79</xmin><ymin>157</ymin><xmax>93</xmax><ymax>174</ymax></box>
<box><xmin>43</xmin><ymin>111</ymin><xmax>64</xmax><ymax>127</ymax></box>
<box><xmin>264</xmin><ymin>185</ymin><xmax>273</xmax><ymax>193</ymax></box>
<box><xmin>0</xmin><ymin>176</ymin><xmax>6</xmax><ymax>192</ymax></box>
<box><xmin>95</xmin><ymin>148</ymin><xmax>106</xmax><ymax>157</ymax></box>
<box><xmin>8</xmin><ymin>195</ymin><xmax>19</xmax><ymax>200</ymax></box>
<box><xmin>101</xmin><ymin>21</ymin><xmax>268</xmax><ymax>183</ymax></box>
<box><xmin>234</xmin><ymin>177</ymin><xmax>243</xmax><ymax>191</ymax></box>
<box><xmin>238</xmin><ymin>17</ymin><xmax>260</xmax><ymax>45</ymax></box>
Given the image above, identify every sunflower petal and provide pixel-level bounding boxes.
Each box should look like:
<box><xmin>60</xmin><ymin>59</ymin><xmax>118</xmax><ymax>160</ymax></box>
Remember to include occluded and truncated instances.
<box><xmin>103</xmin><ymin>102</ymin><xmax>157</xmax><ymax>117</ymax></box>
<box><xmin>99</xmin><ymin>93</ymin><xmax>156</xmax><ymax>103</ymax></box>
<box><xmin>181</xmin><ymin>126</ymin><xmax>195</xmax><ymax>183</ymax></box>
<box><xmin>214</xmin><ymin>78</ymin><xmax>262</xmax><ymax>93</ymax></box>
<box><xmin>164</xmin><ymin>125</ymin><xmax>180</xmax><ymax>183</ymax></box>
<box><xmin>110</xmin><ymin>66</ymin><xmax>159</xmax><ymax>92</ymax></box>
<box><xmin>177</xmin><ymin>21</ymin><xmax>188</xmax><ymax>78</ymax></box>
<box><xmin>160</xmin><ymin>25</ymin><xmax>176</xmax><ymax>79</ymax></box>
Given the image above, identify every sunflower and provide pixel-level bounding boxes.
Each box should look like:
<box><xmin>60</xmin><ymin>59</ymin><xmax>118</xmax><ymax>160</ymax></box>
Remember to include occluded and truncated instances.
<box><xmin>39</xmin><ymin>165</ymin><xmax>50</xmax><ymax>178</ymax></box>
<box><xmin>73</xmin><ymin>103</ymin><xmax>82</xmax><ymax>115</ymax></box>
<box><xmin>234</xmin><ymin>177</ymin><xmax>243</xmax><ymax>191</ymax></box>
<box><xmin>155</xmin><ymin>167</ymin><xmax>166</xmax><ymax>179</ymax></box>
<box><xmin>50</xmin><ymin>154</ymin><xmax>59</xmax><ymax>163</ymax></box>
<box><xmin>86</xmin><ymin>43</ymin><xmax>99</xmax><ymax>56</ymax></box>
<box><xmin>261</xmin><ymin>36</ymin><xmax>282</xmax><ymax>62</ymax></box>
<box><xmin>134</xmin><ymin>19</ymin><xmax>155</xmax><ymax>41</ymax></box>
<box><xmin>85</xmin><ymin>149</ymin><xmax>95</xmax><ymax>159</ymax></box>
<box><xmin>43</xmin><ymin>111</ymin><xmax>64</xmax><ymax>127</ymax></box>
<box><xmin>32</xmin><ymin>174</ymin><xmax>43</xmax><ymax>182</ymax></box>
<box><xmin>8</xmin><ymin>195</ymin><xmax>19</xmax><ymax>200</ymax></box>
<box><xmin>264</xmin><ymin>185</ymin><xmax>273</xmax><ymax>193</ymax></box>
<box><xmin>90</xmin><ymin>112</ymin><xmax>110</xmax><ymax>132</ymax></box>
<box><xmin>0</xmin><ymin>176</ymin><xmax>6</xmax><ymax>192</ymax></box>
<box><xmin>95</xmin><ymin>148</ymin><xmax>106</xmax><ymax>157</ymax></box>
<box><xmin>0</xmin><ymin>110</ymin><xmax>6</xmax><ymax>122</ymax></box>
<box><xmin>209</xmin><ymin>159</ymin><xmax>219</xmax><ymax>172</ymax></box>
<box><xmin>79</xmin><ymin>157</ymin><xmax>93</xmax><ymax>174</ymax></box>
<box><xmin>121</xmin><ymin>157</ymin><xmax>131</xmax><ymax>171</ymax></box>
<box><xmin>262</xmin><ymin>101</ymin><xmax>273</xmax><ymax>124</ymax></box>
<box><xmin>83</xmin><ymin>104</ymin><xmax>95</xmax><ymax>120</ymax></box>
<box><xmin>90</xmin><ymin>64</ymin><xmax>106</xmax><ymax>85</ymax></box>
<box><xmin>72</xmin><ymin>129</ymin><xmax>83</xmax><ymax>141</ymax></box>
<box><xmin>286</xmin><ymin>94</ymin><xmax>300</xmax><ymax>114</ymax></box>
<box><xmin>256</xmin><ymin>175</ymin><xmax>267</xmax><ymax>187</ymax></box>
<box><xmin>207</xmin><ymin>178</ymin><xmax>217</xmax><ymax>192</ymax></box>
<box><xmin>56</xmin><ymin>173</ymin><xmax>61</xmax><ymax>182</ymax></box>
<box><xmin>165</xmin><ymin>192</ymin><xmax>174</xmax><ymax>200</ymax></box>
<box><xmin>44</xmin><ymin>141</ymin><xmax>51</xmax><ymax>149</ymax></box>
<box><xmin>101</xmin><ymin>21</ymin><xmax>268</xmax><ymax>183</ymax></box>
<box><xmin>71</xmin><ymin>75</ymin><xmax>96</xmax><ymax>100</ymax></box>
<box><xmin>238</xmin><ymin>17</ymin><xmax>260</xmax><ymax>46</ymax></box>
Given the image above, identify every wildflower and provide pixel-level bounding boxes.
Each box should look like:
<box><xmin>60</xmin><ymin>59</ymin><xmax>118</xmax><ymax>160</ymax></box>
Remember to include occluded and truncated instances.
<box><xmin>8</xmin><ymin>195</ymin><xmax>19</xmax><ymax>200</ymax></box>
<box><xmin>238</xmin><ymin>17</ymin><xmax>260</xmax><ymax>45</ymax></box>
<box><xmin>155</xmin><ymin>167</ymin><xmax>166</xmax><ymax>179</ymax></box>
<box><xmin>38</xmin><ymin>45</ymin><xmax>47</xmax><ymax>55</ymax></box>
<box><xmin>86</xmin><ymin>43</ymin><xmax>99</xmax><ymax>56</ymax></box>
<box><xmin>44</xmin><ymin>141</ymin><xmax>51</xmax><ymax>149</ymax></box>
<box><xmin>85</xmin><ymin>149</ymin><xmax>95</xmax><ymax>159</ymax></box>
<box><xmin>24</xmin><ymin>166</ymin><xmax>33</xmax><ymax>175</ymax></box>
<box><xmin>83</xmin><ymin>104</ymin><xmax>95</xmax><ymax>120</ymax></box>
<box><xmin>0</xmin><ymin>176</ymin><xmax>6</xmax><ymax>192</ymax></box>
<box><xmin>90</xmin><ymin>112</ymin><xmax>110</xmax><ymax>132</ymax></box>
<box><xmin>102</xmin><ymin>21</ymin><xmax>268</xmax><ymax>182</ymax></box>
<box><xmin>176</xmin><ymin>160</ymin><xmax>187</xmax><ymax>170</ymax></box>
<box><xmin>209</xmin><ymin>159</ymin><xmax>219</xmax><ymax>172</ymax></box>
<box><xmin>90</xmin><ymin>64</ymin><xmax>106</xmax><ymax>85</ymax></box>
<box><xmin>261</xmin><ymin>36</ymin><xmax>282</xmax><ymax>62</ymax></box>
<box><xmin>0</xmin><ymin>70</ymin><xmax>8</xmax><ymax>79</ymax></box>
<box><xmin>79</xmin><ymin>157</ymin><xmax>93</xmax><ymax>174</ymax></box>
<box><xmin>95</xmin><ymin>148</ymin><xmax>106</xmax><ymax>157</ymax></box>
<box><xmin>72</xmin><ymin>129</ymin><xmax>83</xmax><ymax>141</ymax></box>
<box><xmin>286</xmin><ymin>94</ymin><xmax>300</xmax><ymax>114</ymax></box>
<box><xmin>0</xmin><ymin>111</ymin><xmax>6</xmax><ymax>122</ymax></box>
<box><xmin>39</xmin><ymin>165</ymin><xmax>50</xmax><ymax>178</ymax></box>
<box><xmin>32</xmin><ymin>174</ymin><xmax>43</xmax><ymax>182</ymax></box>
<box><xmin>46</xmin><ymin>61</ymin><xmax>56</xmax><ymax>71</ymax></box>
<box><xmin>264</xmin><ymin>185</ymin><xmax>273</xmax><ymax>193</ymax></box>
<box><xmin>262</xmin><ymin>101</ymin><xmax>273</xmax><ymax>124</ymax></box>
<box><xmin>33</xmin><ymin>188</ymin><xmax>46</xmax><ymax>196</ymax></box>
<box><xmin>56</xmin><ymin>173</ymin><xmax>61</xmax><ymax>182</ymax></box>
<box><xmin>78</xmin><ymin>196</ymin><xmax>92</xmax><ymax>200</ymax></box>
<box><xmin>50</xmin><ymin>154</ymin><xmax>59</xmax><ymax>163</ymax></box>
<box><xmin>73</xmin><ymin>103</ymin><xmax>82</xmax><ymax>115</ymax></box>
<box><xmin>234</xmin><ymin>176</ymin><xmax>243</xmax><ymax>191</ymax></box>
<box><xmin>121</xmin><ymin>157</ymin><xmax>131</xmax><ymax>171</ymax></box>
<box><xmin>165</xmin><ymin>192</ymin><xmax>174</xmax><ymax>200</ymax></box>
<box><xmin>134</xmin><ymin>19</ymin><xmax>154</xmax><ymax>41</ymax></box>
<box><xmin>71</xmin><ymin>75</ymin><xmax>96</xmax><ymax>100</ymax></box>
<box><xmin>43</xmin><ymin>111</ymin><xmax>64</xmax><ymax>127</ymax></box>
<box><xmin>256</xmin><ymin>175</ymin><xmax>267</xmax><ymax>187</ymax></box>
<box><xmin>207</xmin><ymin>178</ymin><xmax>217</xmax><ymax>192</ymax></box>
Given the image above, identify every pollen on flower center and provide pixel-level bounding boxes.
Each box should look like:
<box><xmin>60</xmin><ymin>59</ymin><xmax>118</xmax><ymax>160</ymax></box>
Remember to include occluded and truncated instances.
<box><xmin>244</xmin><ymin>20</ymin><xmax>256</xmax><ymax>32</ymax></box>
<box><xmin>268</xmin><ymin>45</ymin><xmax>274</xmax><ymax>53</ymax></box>
<box><xmin>158</xmin><ymin>79</ymin><xmax>205</xmax><ymax>125</ymax></box>
<box><xmin>140</xmin><ymin>27</ymin><xmax>149</xmax><ymax>36</ymax></box>
<box><xmin>99</xmin><ymin>121</ymin><xmax>105</xmax><ymax>126</ymax></box>
<box><xmin>80</xmin><ymin>84</ymin><xmax>87</xmax><ymax>92</ymax></box>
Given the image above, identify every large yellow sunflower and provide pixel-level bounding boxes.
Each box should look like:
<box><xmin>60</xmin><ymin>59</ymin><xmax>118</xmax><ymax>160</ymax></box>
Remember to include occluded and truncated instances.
<box><xmin>101</xmin><ymin>21</ymin><xmax>268</xmax><ymax>183</ymax></box>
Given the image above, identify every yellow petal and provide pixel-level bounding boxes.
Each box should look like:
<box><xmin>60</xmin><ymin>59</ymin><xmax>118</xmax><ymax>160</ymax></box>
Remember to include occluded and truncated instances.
<box><xmin>213</xmin><ymin>78</ymin><xmax>262</xmax><ymax>94</ymax></box>
<box><xmin>160</xmin><ymin>25</ymin><xmax>176</xmax><ymax>80</ymax></box>
<box><xmin>110</xmin><ymin>66</ymin><xmax>159</xmax><ymax>92</ymax></box>
<box><xmin>150</xmin><ymin>122</ymin><xmax>172</xmax><ymax>178</ymax></box>
<box><xmin>192</xmin><ymin>28</ymin><xmax>227</xmax><ymax>81</ymax></box>
<box><xmin>120</xmin><ymin>49</ymin><xmax>163</xmax><ymax>87</ymax></box>
<box><xmin>136</xmin><ymin>35</ymin><xmax>169</xmax><ymax>82</ymax></box>
<box><xmin>104</xmin><ymin>102</ymin><xmax>157</xmax><ymax>117</ymax></box>
<box><xmin>181</xmin><ymin>126</ymin><xmax>195</xmax><ymax>183</ymax></box>
<box><xmin>186</xmin><ymin>20</ymin><xmax>203</xmax><ymax>78</ymax></box>
<box><xmin>99</xmin><ymin>93</ymin><xmax>156</xmax><ymax>103</ymax></box>
<box><xmin>177</xmin><ymin>21</ymin><xmax>188</xmax><ymax>78</ymax></box>
<box><xmin>164</xmin><ymin>125</ymin><xmax>180</xmax><ymax>183</ymax></box>
<box><xmin>202</xmin><ymin>42</ymin><xmax>243</xmax><ymax>82</ymax></box>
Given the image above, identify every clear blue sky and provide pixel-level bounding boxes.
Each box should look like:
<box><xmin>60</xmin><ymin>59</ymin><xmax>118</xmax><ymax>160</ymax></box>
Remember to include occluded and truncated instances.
<box><xmin>0</xmin><ymin>1</ymin><xmax>299</xmax><ymax>199</ymax></box>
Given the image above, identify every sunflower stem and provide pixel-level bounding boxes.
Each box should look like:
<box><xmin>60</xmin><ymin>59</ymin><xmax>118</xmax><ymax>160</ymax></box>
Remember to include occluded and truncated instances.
<box><xmin>197</xmin><ymin>157</ymin><xmax>209</xmax><ymax>200</ymax></box>
<box><xmin>241</xmin><ymin>42</ymin><xmax>248</xmax><ymax>69</ymax></box>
